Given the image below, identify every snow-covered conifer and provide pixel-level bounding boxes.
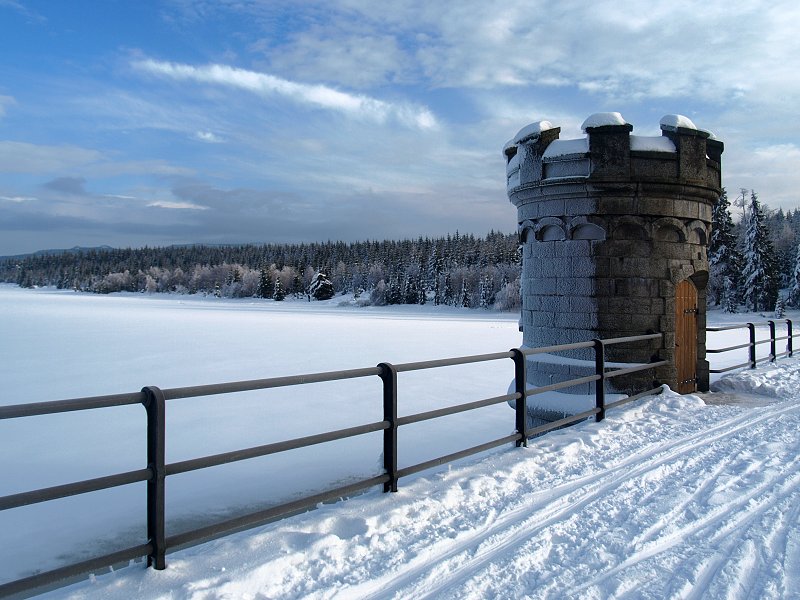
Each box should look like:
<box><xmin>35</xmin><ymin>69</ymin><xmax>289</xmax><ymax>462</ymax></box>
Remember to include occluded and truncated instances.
<box><xmin>742</xmin><ymin>191</ymin><xmax>779</xmax><ymax>312</ymax></box>
<box><xmin>272</xmin><ymin>278</ymin><xmax>285</xmax><ymax>301</ymax></box>
<box><xmin>459</xmin><ymin>279</ymin><xmax>471</xmax><ymax>308</ymax></box>
<box><xmin>309</xmin><ymin>272</ymin><xmax>335</xmax><ymax>300</ymax></box>
<box><xmin>788</xmin><ymin>243</ymin><xmax>800</xmax><ymax>307</ymax></box>
<box><xmin>258</xmin><ymin>267</ymin><xmax>273</xmax><ymax>299</ymax></box>
<box><xmin>709</xmin><ymin>189</ymin><xmax>742</xmax><ymax>307</ymax></box>
<box><xmin>775</xmin><ymin>296</ymin><xmax>786</xmax><ymax>319</ymax></box>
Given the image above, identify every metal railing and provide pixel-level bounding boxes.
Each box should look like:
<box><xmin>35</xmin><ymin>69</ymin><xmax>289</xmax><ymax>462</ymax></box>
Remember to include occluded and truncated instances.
<box><xmin>0</xmin><ymin>333</ymin><xmax>664</xmax><ymax>597</ymax></box>
<box><xmin>707</xmin><ymin>319</ymin><xmax>797</xmax><ymax>374</ymax></box>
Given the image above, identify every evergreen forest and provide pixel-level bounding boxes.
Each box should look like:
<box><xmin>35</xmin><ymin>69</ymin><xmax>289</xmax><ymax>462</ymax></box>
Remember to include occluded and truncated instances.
<box><xmin>0</xmin><ymin>231</ymin><xmax>523</xmax><ymax>310</ymax></box>
<box><xmin>4</xmin><ymin>187</ymin><xmax>800</xmax><ymax>314</ymax></box>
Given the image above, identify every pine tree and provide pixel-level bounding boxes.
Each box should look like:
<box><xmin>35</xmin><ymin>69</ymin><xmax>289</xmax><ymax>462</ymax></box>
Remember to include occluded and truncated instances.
<box><xmin>309</xmin><ymin>272</ymin><xmax>335</xmax><ymax>300</ymax></box>
<box><xmin>709</xmin><ymin>189</ymin><xmax>742</xmax><ymax>307</ymax></box>
<box><xmin>775</xmin><ymin>296</ymin><xmax>786</xmax><ymax>319</ymax></box>
<box><xmin>459</xmin><ymin>279</ymin><xmax>471</xmax><ymax>308</ymax></box>
<box><xmin>742</xmin><ymin>191</ymin><xmax>779</xmax><ymax>312</ymax></box>
<box><xmin>257</xmin><ymin>267</ymin><xmax>273</xmax><ymax>299</ymax></box>
<box><xmin>788</xmin><ymin>243</ymin><xmax>800</xmax><ymax>307</ymax></box>
<box><xmin>272</xmin><ymin>278</ymin><xmax>286</xmax><ymax>301</ymax></box>
<box><xmin>443</xmin><ymin>273</ymin><xmax>454</xmax><ymax>306</ymax></box>
<box><xmin>721</xmin><ymin>276</ymin><xmax>738</xmax><ymax>313</ymax></box>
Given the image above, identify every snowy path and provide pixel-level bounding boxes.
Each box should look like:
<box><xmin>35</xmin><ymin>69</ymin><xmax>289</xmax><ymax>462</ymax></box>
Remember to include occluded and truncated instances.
<box><xmin>48</xmin><ymin>360</ymin><xmax>800</xmax><ymax>599</ymax></box>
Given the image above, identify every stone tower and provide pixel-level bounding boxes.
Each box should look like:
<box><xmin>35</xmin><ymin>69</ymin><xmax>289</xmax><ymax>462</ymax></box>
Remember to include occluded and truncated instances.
<box><xmin>504</xmin><ymin>112</ymin><xmax>723</xmax><ymax>418</ymax></box>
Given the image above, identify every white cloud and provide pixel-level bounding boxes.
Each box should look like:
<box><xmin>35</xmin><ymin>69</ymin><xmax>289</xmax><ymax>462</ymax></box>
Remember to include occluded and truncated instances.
<box><xmin>194</xmin><ymin>131</ymin><xmax>223</xmax><ymax>143</ymax></box>
<box><xmin>147</xmin><ymin>200</ymin><xmax>209</xmax><ymax>210</ymax></box>
<box><xmin>0</xmin><ymin>194</ymin><xmax>35</xmax><ymax>203</ymax></box>
<box><xmin>0</xmin><ymin>95</ymin><xmax>15</xmax><ymax>118</ymax></box>
<box><xmin>0</xmin><ymin>141</ymin><xmax>102</xmax><ymax>173</ymax></box>
<box><xmin>132</xmin><ymin>59</ymin><xmax>438</xmax><ymax>130</ymax></box>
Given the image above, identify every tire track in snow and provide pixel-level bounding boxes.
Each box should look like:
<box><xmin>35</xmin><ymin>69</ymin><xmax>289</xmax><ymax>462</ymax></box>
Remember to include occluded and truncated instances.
<box><xmin>351</xmin><ymin>399</ymin><xmax>800</xmax><ymax>600</ymax></box>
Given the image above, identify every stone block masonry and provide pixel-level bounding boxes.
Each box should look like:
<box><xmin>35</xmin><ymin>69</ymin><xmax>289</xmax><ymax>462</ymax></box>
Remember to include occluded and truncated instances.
<box><xmin>504</xmin><ymin>112</ymin><xmax>722</xmax><ymax>411</ymax></box>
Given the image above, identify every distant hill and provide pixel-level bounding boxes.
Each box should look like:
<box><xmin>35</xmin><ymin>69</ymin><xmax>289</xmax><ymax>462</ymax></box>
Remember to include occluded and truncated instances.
<box><xmin>0</xmin><ymin>246</ymin><xmax>115</xmax><ymax>261</ymax></box>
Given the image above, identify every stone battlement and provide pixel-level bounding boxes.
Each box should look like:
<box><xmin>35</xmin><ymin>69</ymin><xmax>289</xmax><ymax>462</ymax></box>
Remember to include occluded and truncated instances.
<box><xmin>505</xmin><ymin>113</ymin><xmax>722</xmax><ymax>196</ymax></box>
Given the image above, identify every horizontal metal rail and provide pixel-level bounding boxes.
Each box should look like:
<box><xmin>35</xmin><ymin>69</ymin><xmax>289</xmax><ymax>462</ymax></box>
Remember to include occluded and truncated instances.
<box><xmin>527</xmin><ymin>408</ymin><xmax>602</xmax><ymax>438</ymax></box>
<box><xmin>526</xmin><ymin>374</ymin><xmax>601</xmax><ymax>396</ymax></box>
<box><xmin>606</xmin><ymin>386</ymin><xmax>664</xmax><ymax>411</ymax></box>
<box><xmin>0</xmin><ymin>391</ymin><xmax>145</xmax><ymax>420</ymax></box>
<box><xmin>707</xmin><ymin>342</ymin><xmax>752</xmax><ymax>354</ymax></box>
<box><xmin>0</xmin><ymin>468</ymin><xmax>151</xmax><ymax>511</ymax></box>
<box><xmin>162</xmin><ymin>366</ymin><xmax>382</xmax><ymax>401</ymax></box>
<box><xmin>520</xmin><ymin>341</ymin><xmax>595</xmax><ymax>356</ymax></box>
<box><xmin>167</xmin><ymin>421</ymin><xmax>389</xmax><ymax>476</ymax></box>
<box><xmin>606</xmin><ymin>360</ymin><xmax>668</xmax><ymax>380</ymax></box>
<box><xmin>709</xmin><ymin>361</ymin><xmax>752</xmax><ymax>374</ymax></box>
<box><xmin>393</xmin><ymin>351</ymin><xmax>513</xmax><ymax>373</ymax></box>
<box><xmin>602</xmin><ymin>333</ymin><xmax>663</xmax><ymax>346</ymax></box>
<box><xmin>397</xmin><ymin>393</ymin><xmax>518</xmax><ymax>427</ymax></box>
<box><xmin>0</xmin><ymin>543</ymin><xmax>152</xmax><ymax>598</ymax></box>
<box><xmin>707</xmin><ymin>324</ymin><xmax>752</xmax><ymax>332</ymax></box>
<box><xmin>397</xmin><ymin>433</ymin><xmax>522</xmax><ymax>479</ymax></box>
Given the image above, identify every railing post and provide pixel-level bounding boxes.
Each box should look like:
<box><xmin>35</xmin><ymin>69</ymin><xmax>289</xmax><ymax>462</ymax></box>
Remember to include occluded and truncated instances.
<box><xmin>510</xmin><ymin>348</ymin><xmax>528</xmax><ymax>447</ymax></box>
<box><xmin>768</xmin><ymin>320</ymin><xmax>777</xmax><ymax>361</ymax></box>
<box><xmin>142</xmin><ymin>386</ymin><xmax>166</xmax><ymax>570</ymax></box>
<box><xmin>747</xmin><ymin>323</ymin><xmax>757</xmax><ymax>368</ymax></box>
<box><xmin>788</xmin><ymin>320</ymin><xmax>794</xmax><ymax>358</ymax></box>
<box><xmin>593</xmin><ymin>339</ymin><xmax>605</xmax><ymax>422</ymax></box>
<box><xmin>377</xmin><ymin>363</ymin><xmax>398</xmax><ymax>492</ymax></box>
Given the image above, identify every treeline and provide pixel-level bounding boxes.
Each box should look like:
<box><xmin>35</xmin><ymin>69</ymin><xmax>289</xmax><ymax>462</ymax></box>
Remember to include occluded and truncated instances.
<box><xmin>710</xmin><ymin>188</ymin><xmax>800</xmax><ymax>313</ymax></box>
<box><xmin>1</xmin><ymin>231</ymin><xmax>523</xmax><ymax>310</ymax></box>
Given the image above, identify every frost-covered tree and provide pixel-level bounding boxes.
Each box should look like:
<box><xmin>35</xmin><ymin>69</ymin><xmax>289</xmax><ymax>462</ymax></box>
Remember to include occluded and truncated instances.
<box><xmin>742</xmin><ymin>191</ymin><xmax>779</xmax><ymax>312</ymax></box>
<box><xmin>258</xmin><ymin>267</ymin><xmax>273</xmax><ymax>299</ymax></box>
<box><xmin>459</xmin><ymin>279</ymin><xmax>471</xmax><ymax>308</ymax></box>
<box><xmin>479</xmin><ymin>275</ymin><xmax>495</xmax><ymax>309</ymax></box>
<box><xmin>788</xmin><ymin>243</ymin><xmax>800</xmax><ymax>308</ymax></box>
<box><xmin>272</xmin><ymin>278</ymin><xmax>286</xmax><ymax>301</ymax></box>
<box><xmin>309</xmin><ymin>272</ymin><xmax>335</xmax><ymax>300</ymax></box>
<box><xmin>442</xmin><ymin>272</ymin><xmax>454</xmax><ymax>306</ymax></box>
<box><xmin>720</xmin><ymin>276</ymin><xmax>738</xmax><ymax>314</ymax></box>
<box><xmin>775</xmin><ymin>296</ymin><xmax>786</xmax><ymax>319</ymax></box>
<box><xmin>709</xmin><ymin>189</ymin><xmax>742</xmax><ymax>306</ymax></box>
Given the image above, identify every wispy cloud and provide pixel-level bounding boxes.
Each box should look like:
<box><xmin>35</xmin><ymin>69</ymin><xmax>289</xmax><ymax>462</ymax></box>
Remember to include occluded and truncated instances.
<box><xmin>0</xmin><ymin>95</ymin><xmax>15</xmax><ymax>118</ymax></box>
<box><xmin>132</xmin><ymin>59</ymin><xmax>438</xmax><ymax>130</ymax></box>
<box><xmin>0</xmin><ymin>194</ymin><xmax>36</xmax><ymax>203</ymax></box>
<box><xmin>0</xmin><ymin>0</ymin><xmax>45</xmax><ymax>22</ymax></box>
<box><xmin>194</xmin><ymin>131</ymin><xmax>223</xmax><ymax>143</ymax></box>
<box><xmin>0</xmin><ymin>141</ymin><xmax>102</xmax><ymax>173</ymax></box>
<box><xmin>147</xmin><ymin>199</ymin><xmax>209</xmax><ymax>210</ymax></box>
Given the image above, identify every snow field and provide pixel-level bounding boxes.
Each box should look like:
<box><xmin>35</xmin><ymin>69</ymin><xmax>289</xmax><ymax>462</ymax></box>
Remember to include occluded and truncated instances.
<box><xmin>3</xmin><ymin>286</ymin><xmax>800</xmax><ymax>598</ymax></box>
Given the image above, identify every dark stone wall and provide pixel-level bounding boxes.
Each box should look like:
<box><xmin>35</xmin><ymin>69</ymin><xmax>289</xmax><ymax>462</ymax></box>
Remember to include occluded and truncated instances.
<box><xmin>507</xmin><ymin>117</ymin><xmax>722</xmax><ymax>399</ymax></box>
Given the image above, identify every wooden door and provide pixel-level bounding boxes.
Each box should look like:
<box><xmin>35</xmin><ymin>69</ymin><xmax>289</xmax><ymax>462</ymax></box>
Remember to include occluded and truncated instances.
<box><xmin>675</xmin><ymin>279</ymin><xmax>698</xmax><ymax>393</ymax></box>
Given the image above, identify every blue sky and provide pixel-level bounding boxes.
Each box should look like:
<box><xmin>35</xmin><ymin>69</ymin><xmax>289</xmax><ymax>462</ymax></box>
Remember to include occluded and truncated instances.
<box><xmin>1</xmin><ymin>0</ymin><xmax>798</xmax><ymax>255</ymax></box>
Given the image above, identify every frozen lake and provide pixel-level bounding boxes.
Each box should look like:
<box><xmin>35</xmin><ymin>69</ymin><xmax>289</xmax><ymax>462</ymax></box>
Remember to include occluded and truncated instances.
<box><xmin>0</xmin><ymin>285</ymin><xmax>521</xmax><ymax>583</ymax></box>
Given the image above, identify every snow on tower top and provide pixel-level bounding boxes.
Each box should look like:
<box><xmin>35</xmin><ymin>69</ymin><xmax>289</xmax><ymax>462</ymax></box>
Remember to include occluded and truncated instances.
<box><xmin>512</xmin><ymin>120</ymin><xmax>555</xmax><ymax>144</ymax></box>
<box><xmin>659</xmin><ymin>114</ymin><xmax>697</xmax><ymax>131</ymax></box>
<box><xmin>580</xmin><ymin>112</ymin><xmax>629</xmax><ymax>132</ymax></box>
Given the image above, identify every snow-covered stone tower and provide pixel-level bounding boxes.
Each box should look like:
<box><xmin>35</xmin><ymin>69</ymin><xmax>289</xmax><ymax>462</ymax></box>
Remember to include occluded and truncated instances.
<box><xmin>504</xmin><ymin>112</ymin><xmax>723</xmax><ymax>416</ymax></box>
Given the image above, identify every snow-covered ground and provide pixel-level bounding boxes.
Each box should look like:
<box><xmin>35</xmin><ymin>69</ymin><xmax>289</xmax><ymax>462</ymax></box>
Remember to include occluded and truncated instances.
<box><xmin>2</xmin><ymin>286</ymin><xmax>800</xmax><ymax>598</ymax></box>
